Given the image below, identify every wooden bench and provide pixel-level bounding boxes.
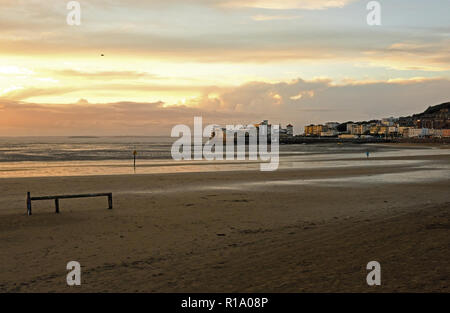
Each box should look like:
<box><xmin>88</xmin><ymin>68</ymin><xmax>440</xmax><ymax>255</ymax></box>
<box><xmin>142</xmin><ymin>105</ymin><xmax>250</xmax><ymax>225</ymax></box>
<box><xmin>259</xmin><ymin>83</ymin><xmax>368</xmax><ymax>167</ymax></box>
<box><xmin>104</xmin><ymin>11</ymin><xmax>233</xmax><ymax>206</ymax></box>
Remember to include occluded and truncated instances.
<box><xmin>26</xmin><ymin>192</ymin><xmax>113</xmax><ymax>215</ymax></box>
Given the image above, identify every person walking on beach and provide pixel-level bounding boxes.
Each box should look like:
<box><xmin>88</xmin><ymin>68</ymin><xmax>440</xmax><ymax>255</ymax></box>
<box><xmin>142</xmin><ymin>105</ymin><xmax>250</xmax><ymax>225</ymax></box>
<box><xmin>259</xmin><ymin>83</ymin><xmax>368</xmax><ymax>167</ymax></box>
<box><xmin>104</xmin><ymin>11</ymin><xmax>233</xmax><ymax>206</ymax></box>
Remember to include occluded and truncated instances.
<box><xmin>366</xmin><ymin>151</ymin><xmax>370</xmax><ymax>158</ymax></box>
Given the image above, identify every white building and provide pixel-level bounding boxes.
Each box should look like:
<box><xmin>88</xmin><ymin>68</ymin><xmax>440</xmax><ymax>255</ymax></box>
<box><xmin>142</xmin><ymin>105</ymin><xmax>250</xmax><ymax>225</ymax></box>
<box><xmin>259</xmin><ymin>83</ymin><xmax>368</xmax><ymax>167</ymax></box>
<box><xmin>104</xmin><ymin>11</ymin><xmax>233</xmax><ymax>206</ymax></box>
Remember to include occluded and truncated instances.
<box><xmin>407</xmin><ymin>128</ymin><xmax>429</xmax><ymax>138</ymax></box>
<box><xmin>381</xmin><ymin>117</ymin><xmax>398</xmax><ymax>127</ymax></box>
<box><xmin>325</xmin><ymin>122</ymin><xmax>340</xmax><ymax>130</ymax></box>
<box><xmin>388</xmin><ymin>126</ymin><xmax>398</xmax><ymax>134</ymax></box>
<box><xmin>429</xmin><ymin>129</ymin><xmax>443</xmax><ymax>137</ymax></box>
<box><xmin>347</xmin><ymin>123</ymin><xmax>361</xmax><ymax>135</ymax></box>
<box><xmin>286</xmin><ymin>124</ymin><xmax>294</xmax><ymax>136</ymax></box>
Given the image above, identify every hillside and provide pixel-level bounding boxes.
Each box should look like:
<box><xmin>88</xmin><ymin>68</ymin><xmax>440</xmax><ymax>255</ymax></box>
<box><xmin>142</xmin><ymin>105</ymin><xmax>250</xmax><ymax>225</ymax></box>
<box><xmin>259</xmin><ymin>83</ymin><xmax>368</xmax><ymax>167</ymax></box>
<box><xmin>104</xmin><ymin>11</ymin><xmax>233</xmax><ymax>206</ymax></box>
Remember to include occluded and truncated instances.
<box><xmin>398</xmin><ymin>102</ymin><xmax>449</xmax><ymax>128</ymax></box>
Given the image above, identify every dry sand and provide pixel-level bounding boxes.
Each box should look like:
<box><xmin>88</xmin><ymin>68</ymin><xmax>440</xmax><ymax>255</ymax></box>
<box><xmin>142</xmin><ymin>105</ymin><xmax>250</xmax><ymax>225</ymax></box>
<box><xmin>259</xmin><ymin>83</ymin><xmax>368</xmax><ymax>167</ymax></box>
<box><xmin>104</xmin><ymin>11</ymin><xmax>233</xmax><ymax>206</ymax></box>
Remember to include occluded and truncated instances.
<box><xmin>0</xmin><ymin>154</ymin><xmax>449</xmax><ymax>292</ymax></box>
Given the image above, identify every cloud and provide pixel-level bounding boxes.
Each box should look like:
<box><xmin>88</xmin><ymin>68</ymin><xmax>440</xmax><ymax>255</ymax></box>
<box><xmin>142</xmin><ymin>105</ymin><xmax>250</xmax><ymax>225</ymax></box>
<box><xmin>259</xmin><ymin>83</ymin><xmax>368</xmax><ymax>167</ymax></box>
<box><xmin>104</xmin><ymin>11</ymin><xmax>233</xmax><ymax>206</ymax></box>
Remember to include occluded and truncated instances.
<box><xmin>0</xmin><ymin>83</ymin><xmax>206</xmax><ymax>101</ymax></box>
<box><xmin>51</xmin><ymin>70</ymin><xmax>160</xmax><ymax>80</ymax></box>
<box><xmin>2</xmin><ymin>77</ymin><xmax>448</xmax><ymax>136</ymax></box>
<box><xmin>192</xmin><ymin>79</ymin><xmax>329</xmax><ymax>113</ymax></box>
<box><xmin>188</xmin><ymin>77</ymin><xmax>450</xmax><ymax>131</ymax></box>
<box><xmin>1</xmin><ymin>24</ymin><xmax>448</xmax><ymax>71</ymax></box>
<box><xmin>0</xmin><ymin>98</ymin><xmax>257</xmax><ymax>136</ymax></box>
<box><xmin>363</xmin><ymin>39</ymin><xmax>450</xmax><ymax>71</ymax></box>
<box><xmin>1</xmin><ymin>87</ymin><xmax>77</xmax><ymax>101</ymax></box>
<box><xmin>0</xmin><ymin>66</ymin><xmax>34</xmax><ymax>75</ymax></box>
<box><xmin>251</xmin><ymin>15</ymin><xmax>301</xmax><ymax>21</ymax></box>
<box><xmin>0</xmin><ymin>0</ymin><xmax>448</xmax><ymax>72</ymax></box>
<box><xmin>221</xmin><ymin>0</ymin><xmax>357</xmax><ymax>10</ymax></box>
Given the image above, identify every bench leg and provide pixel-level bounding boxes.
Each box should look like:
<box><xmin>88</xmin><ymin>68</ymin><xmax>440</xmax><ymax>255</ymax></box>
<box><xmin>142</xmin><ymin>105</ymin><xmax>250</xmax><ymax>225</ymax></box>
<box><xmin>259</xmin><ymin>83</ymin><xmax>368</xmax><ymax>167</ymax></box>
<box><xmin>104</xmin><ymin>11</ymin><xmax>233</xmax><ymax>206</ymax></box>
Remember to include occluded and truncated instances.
<box><xmin>108</xmin><ymin>194</ymin><xmax>113</xmax><ymax>210</ymax></box>
<box><xmin>55</xmin><ymin>198</ymin><xmax>60</xmax><ymax>214</ymax></box>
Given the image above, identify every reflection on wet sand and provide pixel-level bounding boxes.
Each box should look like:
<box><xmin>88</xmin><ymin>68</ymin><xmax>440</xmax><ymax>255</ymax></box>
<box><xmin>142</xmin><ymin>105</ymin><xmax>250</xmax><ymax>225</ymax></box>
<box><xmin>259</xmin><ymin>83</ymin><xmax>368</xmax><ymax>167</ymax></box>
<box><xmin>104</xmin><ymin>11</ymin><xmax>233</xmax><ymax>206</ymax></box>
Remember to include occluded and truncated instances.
<box><xmin>1</xmin><ymin>145</ymin><xmax>449</xmax><ymax>179</ymax></box>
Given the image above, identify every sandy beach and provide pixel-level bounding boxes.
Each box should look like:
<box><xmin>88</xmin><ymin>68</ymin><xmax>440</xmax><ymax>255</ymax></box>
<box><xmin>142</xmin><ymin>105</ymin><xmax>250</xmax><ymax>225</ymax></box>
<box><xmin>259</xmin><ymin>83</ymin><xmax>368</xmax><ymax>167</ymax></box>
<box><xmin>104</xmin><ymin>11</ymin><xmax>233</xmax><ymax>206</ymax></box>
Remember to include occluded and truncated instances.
<box><xmin>0</xmin><ymin>146</ymin><xmax>449</xmax><ymax>292</ymax></box>
<box><xmin>2</xmin><ymin>0</ymin><xmax>450</xmax><ymax>298</ymax></box>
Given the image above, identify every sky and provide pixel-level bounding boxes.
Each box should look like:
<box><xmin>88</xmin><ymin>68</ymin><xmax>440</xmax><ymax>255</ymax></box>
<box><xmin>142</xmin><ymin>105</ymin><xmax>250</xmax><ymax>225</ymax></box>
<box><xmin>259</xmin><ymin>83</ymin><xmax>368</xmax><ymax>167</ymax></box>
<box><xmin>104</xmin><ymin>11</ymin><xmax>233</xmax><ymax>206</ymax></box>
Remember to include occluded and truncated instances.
<box><xmin>0</xmin><ymin>0</ymin><xmax>449</xmax><ymax>136</ymax></box>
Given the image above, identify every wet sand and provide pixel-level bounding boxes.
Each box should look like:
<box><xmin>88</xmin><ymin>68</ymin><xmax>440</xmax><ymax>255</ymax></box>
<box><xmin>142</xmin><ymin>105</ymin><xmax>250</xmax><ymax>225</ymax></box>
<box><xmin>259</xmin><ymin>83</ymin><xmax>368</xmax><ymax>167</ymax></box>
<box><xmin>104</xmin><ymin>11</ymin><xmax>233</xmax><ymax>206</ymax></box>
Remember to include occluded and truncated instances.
<box><xmin>0</xmin><ymin>151</ymin><xmax>449</xmax><ymax>292</ymax></box>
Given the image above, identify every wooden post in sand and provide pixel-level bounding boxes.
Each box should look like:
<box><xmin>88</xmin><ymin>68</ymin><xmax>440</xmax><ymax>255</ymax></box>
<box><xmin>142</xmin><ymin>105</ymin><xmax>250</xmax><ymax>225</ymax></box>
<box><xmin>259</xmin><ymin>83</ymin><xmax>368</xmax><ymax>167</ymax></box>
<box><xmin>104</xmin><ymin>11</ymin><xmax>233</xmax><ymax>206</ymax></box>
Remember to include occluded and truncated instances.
<box><xmin>108</xmin><ymin>193</ymin><xmax>113</xmax><ymax>210</ymax></box>
<box><xmin>55</xmin><ymin>198</ymin><xmax>60</xmax><ymax>214</ymax></box>
<box><xmin>27</xmin><ymin>192</ymin><xmax>32</xmax><ymax>216</ymax></box>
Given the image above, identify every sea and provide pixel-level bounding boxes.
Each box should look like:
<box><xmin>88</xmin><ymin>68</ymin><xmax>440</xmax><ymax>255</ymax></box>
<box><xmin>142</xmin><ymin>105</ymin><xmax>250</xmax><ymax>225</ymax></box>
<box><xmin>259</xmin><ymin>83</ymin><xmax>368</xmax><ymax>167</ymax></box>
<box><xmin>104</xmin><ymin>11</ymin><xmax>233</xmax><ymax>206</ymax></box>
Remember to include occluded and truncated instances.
<box><xmin>0</xmin><ymin>136</ymin><xmax>448</xmax><ymax>179</ymax></box>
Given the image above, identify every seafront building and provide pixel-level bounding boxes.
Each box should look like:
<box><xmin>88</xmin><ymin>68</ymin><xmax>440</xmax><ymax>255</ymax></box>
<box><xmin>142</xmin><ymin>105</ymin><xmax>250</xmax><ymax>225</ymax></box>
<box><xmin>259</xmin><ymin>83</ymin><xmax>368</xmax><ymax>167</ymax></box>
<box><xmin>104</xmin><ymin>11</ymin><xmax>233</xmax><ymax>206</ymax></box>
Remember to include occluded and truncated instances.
<box><xmin>303</xmin><ymin>103</ymin><xmax>450</xmax><ymax>140</ymax></box>
<box><xmin>305</xmin><ymin>121</ymin><xmax>450</xmax><ymax>139</ymax></box>
<box><xmin>213</xmin><ymin>104</ymin><xmax>450</xmax><ymax>142</ymax></box>
<box><xmin>211</xmin><ymin>120</ymin><xmax>295</xmax><ymax>142</ymax></box>
<box><xmin>304</xmin><ymin>124</ymin><xmax>325</xmax><ymax>136</ymax></box>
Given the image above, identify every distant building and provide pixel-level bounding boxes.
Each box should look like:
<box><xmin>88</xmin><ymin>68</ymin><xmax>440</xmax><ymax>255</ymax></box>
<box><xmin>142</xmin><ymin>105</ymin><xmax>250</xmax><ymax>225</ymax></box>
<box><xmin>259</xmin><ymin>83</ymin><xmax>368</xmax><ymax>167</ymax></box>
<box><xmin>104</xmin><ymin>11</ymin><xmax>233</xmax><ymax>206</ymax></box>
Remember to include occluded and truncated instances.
<box><xmin>279</xmin><ymin>127</ymin><xmax>288</xmax><ymax>138</ymax></box>
<box><xmin>339</xmin><ymin>134</ymin><xmax>358</xmax><ymax>139</ymax></box>
<box><xmin>254</xmin><ymin>120</ymin><xmax>271</xmax><ymax>136</ymax></box>
<box><xmin>211</xmin><ymin>120</ymin><xmax>279</xmax><ymax>143</ymax></box>
<box><xmin>346</xmin><ymin>123</ymin><xmax>373</xmax><ymax>135</ymax></box>
<box><xmin>381</xmin><ymin>117</ymin><xmax>397</xmax><ymax>126</ymax></box>
<box><xmin>301</xmin><ymin>103</ymin><xmax>449</xmax><ymax>140</ymax></box>
<box><xmin>429</xmin><ymin>129</ymin><xmax>443</xmax><ymax>137</ymax></box>
<box><xmin>399</xmin><ymin>103</ymin><xmax>449</xmax><ymax>129</ymax></box>
<box><xmin>388</xmin><ymin>126</ymin><xmax>398</xmax><ymax>135</ymax></box>
<box><xmin>407</xmin><ymin>128</ymin><xmax>429</xmax><ymax>138</ymax></box>
<box><xmin>304</xmin><ymin>124</ymin><xmax>325</xmax><ymax>136</ymax></box>
<box><xmin>325</xmin><ymin>122</ymin><xmax>339</xmax><ymax>130</ymax></box>
<box><xmin>398</xmin><ymin>126</ymin><xmax>409</xmax><ymax>136</ymax></box>
<box><xmin>286</xmin><ymin>124</ymin><xmax>294</xmax><ymax>136</ymax></box>
<box><xmin>416</xmin><ymin>106</ymin><xmax>449</xmax><ymax>129</ymax></box>
<box><xmin>369</xmin><ymin>125</ymin><xmax>379</xmax><ymax>135</ymax></box>
<box><xmin>378</xmin><ymin>126</ymin><xmax>389</xmax><ymax>136</ymax></box>
<box><xmin>321</xmin><ymin>130</ymin><xmax>338</xmax><ymax>137</ymax></box>
<box><xmin>346</xmin><ymin>123</ymin><xmax>358</xmax><ymax>135</ymax></box>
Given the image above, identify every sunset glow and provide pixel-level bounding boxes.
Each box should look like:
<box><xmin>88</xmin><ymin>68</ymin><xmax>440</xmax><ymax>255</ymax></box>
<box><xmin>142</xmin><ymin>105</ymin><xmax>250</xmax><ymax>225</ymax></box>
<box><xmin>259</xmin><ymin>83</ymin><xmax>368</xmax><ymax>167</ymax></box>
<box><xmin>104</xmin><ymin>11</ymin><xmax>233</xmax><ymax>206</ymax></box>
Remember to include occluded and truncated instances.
<box><xmin>1</xmin><ymin>0</ymin><xmax>449</xmax><ymax>135</ymax></box>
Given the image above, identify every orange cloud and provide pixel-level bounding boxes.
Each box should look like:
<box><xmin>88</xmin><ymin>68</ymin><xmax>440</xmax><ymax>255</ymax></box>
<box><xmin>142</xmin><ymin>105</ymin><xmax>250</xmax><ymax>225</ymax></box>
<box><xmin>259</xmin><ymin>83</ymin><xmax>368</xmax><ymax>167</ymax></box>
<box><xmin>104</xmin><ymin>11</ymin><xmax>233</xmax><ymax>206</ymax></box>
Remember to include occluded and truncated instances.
<box><xmin>1</xmin><ymin>77</ymin><xmax>449</xmax><ymax>136</ymax></box>
<box><xmin>51</xmin><ymin>70</ymin><xmax>160</xmax><ymax>80</ymax></box>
